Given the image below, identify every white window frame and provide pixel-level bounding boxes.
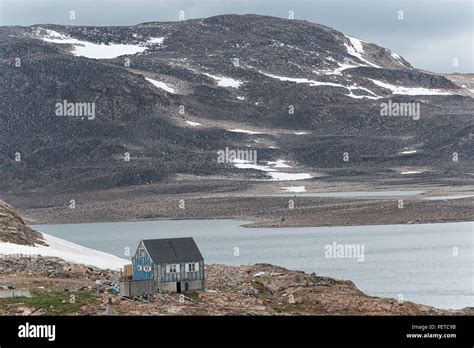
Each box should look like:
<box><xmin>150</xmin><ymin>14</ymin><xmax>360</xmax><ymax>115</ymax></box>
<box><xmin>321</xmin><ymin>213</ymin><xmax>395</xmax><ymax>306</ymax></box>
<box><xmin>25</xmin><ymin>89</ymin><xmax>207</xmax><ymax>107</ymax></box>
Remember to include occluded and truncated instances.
<box><xmin>186</xmin><ymin>262</ymin><xmax>199</xmax><ymax>272</ymax></box>
<box><xmin>137</xmin><ymin>265</ymin><xmax>143</xmax><ymax>271</ymax></box>
<box><xmin>138</xmin><ymin>247</ymin><xmax>145</xmax><ymax>257</ymax></box>
<box><xmin>143</xmin><ymin>266</ymin><xmax>152</xmax><ymax>272</ymax></box>
<box><xmin>167</xmin><ymin>264</ymin><xmax>179</xmax><ymax>274</ymax></box>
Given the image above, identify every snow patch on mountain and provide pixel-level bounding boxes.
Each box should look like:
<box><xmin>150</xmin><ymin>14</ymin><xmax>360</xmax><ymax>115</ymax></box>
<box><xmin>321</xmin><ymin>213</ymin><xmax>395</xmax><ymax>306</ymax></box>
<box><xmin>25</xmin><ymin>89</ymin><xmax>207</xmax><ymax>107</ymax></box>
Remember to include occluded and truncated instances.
<box><xmin>344</xmin><ymin>36</ymin><xmax>380</xmax><ymax>68</ymax></box>
<box><xmin>39</xmin><ymin>29</ymin><xmax>164</xmax><ymax>59</ymax></box>
<box><xmin>186</xmin><ymin>121</ymin><xmax>201</xmax><ymax>127</ymax></box>
<box><xmin>146</xmin><ymin>78</ymin><xmax>176</xmax><ymax>94</ymax></box>
<box><xmin>400</xmin><ymin>150</ymin><xmax>418</xmax><ymax>155</ymax></box>
<box><xmin>203</xmin><ymin>73</ymin><xmax>243</xmax><ymax>88</ymax></box>
<box><xmin>227</xmin><ymin>128</ymin><xmax>263</xmax><ymax>134</ymax></box>
<box><xmin>319</xmin><ymin>62</ymin><xmax>360</xmax><ymax>75</ymax></box>
<box><xmin>390</xmin><ymin>51</ymin><xmax>403</xmax><ymax>63</ymax></box>
<box><xmin>233</xmin><ymin>159</ymin><xmax>275</xmax><ymax>172</ymax></box>
<box><xmin>346</xmin><ymin>86</ymin><xmax>381</xmax><ymax>100</ymax></box>
<box><xmin>282</xmin><ymin>186</ymin><xmax>306</xmax><ymax>193</ymax></box>
<box><xmin>401</xmin><ymin>171</ymin><xmax>423</xmax><ymax>175</ymax></box>
<box><xmin>261</xmin><ymin>71</ymin><xmax>381</xmax><ymax>99</ymax></box>
<box><xmin>268</xmin><ymin>173</ymin><xmax>313</xmax><ymax>181</ymax></box>
<box><xmin>146</xmin><ymin>37</ymin><xmax>165</xmax><ymax>45</ymax></box>
<box><xmin>232</xmin><ymin>159</ymin><xmax>312</xmax><ymax>181</ymax></box>
<box><xmin>370</xmin><ymin>79</ymin><xmax>452</xmax><ymax>96</ymax></box>
<box><xmin>266</xmin><ymin>160</ymin><xmax>292</xmax><ymax>168</ymax></box>
<box><xmin>261</xmin><ymin>72</ymin><xmax>345</xmax><ymax>87</ymax></box>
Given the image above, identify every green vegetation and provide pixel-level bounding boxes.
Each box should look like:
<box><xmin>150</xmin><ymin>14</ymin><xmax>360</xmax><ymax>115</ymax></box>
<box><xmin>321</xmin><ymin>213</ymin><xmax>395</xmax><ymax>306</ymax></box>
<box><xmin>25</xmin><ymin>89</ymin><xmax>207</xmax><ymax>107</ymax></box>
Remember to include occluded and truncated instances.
<box><xmin>185</xmin><ymin>291</ymin><xmax>202</xmax><ymax>303</ymax></box>
<box><xmin>251</xmin><ymin>280</ymin><xmax>269</xmax><ymax>293</ymax></box>
<box><xmin>0</xmin><ymin>290</ymin><xmax>99</xmax><ymax>315</ymax></box>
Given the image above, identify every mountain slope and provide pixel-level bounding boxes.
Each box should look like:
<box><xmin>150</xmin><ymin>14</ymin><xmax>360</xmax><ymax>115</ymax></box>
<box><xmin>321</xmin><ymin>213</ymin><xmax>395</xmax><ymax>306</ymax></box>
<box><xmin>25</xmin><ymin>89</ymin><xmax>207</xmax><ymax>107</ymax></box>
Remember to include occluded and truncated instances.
<box><xmin>0</xmin><ymin>14</ymin><xmax>472</xmax><ymax>195</ymax></box>
<box><xmin>0</xmin><ymin>200</ymin><xmax>44</xmax><ymax>245</ymax></box>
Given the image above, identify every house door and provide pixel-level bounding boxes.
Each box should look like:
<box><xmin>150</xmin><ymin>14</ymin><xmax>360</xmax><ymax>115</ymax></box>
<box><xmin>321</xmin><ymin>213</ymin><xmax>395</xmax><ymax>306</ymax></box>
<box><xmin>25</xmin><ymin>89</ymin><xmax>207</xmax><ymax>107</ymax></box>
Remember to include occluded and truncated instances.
<box><xmin>176</xmin><ymin>282</ymin><xmax>181</xmax><ymax>293</ymax></box>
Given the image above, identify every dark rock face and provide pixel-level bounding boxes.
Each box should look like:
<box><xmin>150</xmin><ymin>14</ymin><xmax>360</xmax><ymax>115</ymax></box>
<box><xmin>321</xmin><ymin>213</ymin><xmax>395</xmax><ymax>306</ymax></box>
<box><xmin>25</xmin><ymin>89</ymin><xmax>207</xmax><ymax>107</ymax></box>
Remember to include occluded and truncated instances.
<box><xmin>0</xmin><ymin>14</ymin><xmax>472</xmax><ymax>194</ymax></box>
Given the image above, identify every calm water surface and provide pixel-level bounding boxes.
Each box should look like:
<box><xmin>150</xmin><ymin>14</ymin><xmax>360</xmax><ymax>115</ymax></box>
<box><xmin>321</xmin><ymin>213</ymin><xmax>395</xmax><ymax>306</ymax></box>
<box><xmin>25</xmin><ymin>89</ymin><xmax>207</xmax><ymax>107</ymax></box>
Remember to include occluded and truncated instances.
<box><xmin>32</xmin><ymin>220</ymin><xmax>474</xmax><ymax>309</ymax></box>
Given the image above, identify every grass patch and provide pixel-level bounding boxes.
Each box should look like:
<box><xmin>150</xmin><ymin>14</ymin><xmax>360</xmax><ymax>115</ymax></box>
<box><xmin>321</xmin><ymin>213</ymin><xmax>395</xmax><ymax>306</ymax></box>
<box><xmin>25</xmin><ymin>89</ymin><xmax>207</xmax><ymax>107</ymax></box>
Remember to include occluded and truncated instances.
<box><xmin>0</xmin><ymin>290</ymin><xmax>99</xmax><ymax>315</ymax></box>
<box><xmin>185</xmin><ymin>292</ymin><xmax>202</xmax><ymax>303</ymax></box>
<box><xmin>251</xmin><ymin>281</ymin><xmax>269</xmax><ymax>293</ymax></box>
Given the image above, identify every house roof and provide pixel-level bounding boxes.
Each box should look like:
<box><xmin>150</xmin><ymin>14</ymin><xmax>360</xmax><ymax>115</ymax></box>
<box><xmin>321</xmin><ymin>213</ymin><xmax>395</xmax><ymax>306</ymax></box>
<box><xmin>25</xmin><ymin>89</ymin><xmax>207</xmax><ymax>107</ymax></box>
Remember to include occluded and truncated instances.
<box><xmin>141</xmin><ymin>237</ymin><xmax>204</xmax><ymax>263</ymax></box>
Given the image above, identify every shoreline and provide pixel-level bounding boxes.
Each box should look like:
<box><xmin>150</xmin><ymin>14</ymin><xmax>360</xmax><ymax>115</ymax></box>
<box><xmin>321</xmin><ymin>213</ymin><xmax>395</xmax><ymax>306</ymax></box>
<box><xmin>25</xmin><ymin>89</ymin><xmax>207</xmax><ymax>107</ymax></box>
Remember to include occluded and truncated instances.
<box><xmin>29</xmin><ymin>216</ymin><xmax>474</xmax><ymax>229</ymax></box>
<box><xmin>4</xmin><ymin>178</ymin><xmax>471</xmax><ymax>227</ymax></box>
<box><xmin>1</xmin><ymin>256</ymin><xmax>472</xmax><ymax>316</ymax></box>
<box><xmin>18</xmin><ymin>194</ymin><xmax>474</xmax><ymax>227</ymax></box>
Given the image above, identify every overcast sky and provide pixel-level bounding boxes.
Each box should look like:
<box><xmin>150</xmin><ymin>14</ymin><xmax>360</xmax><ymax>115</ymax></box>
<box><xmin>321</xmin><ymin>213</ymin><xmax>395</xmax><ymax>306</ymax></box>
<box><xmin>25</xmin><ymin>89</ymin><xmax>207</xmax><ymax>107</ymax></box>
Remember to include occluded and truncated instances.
<box><xmin>0</xmin><ymin>0</ymin><xmax>472</xmax><ymax>73</ymax></box>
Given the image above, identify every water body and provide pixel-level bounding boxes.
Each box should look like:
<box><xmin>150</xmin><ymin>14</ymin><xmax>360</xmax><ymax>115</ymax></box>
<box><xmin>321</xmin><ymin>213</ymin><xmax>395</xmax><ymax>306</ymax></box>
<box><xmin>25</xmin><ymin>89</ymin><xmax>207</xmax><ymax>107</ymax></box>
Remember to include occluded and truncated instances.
<box><xmin>31</xmin><ymin>220</ymin><xmax>473</xmax><ymax>309</ymax></box>
<box><xmin>424</xmin><ymin>195</ymin><xmax>474</xmax><ymax>201</ymax></box>
<box><xmin>275</xmin><ymin>190</ymin><xmax>426</xmax><ymax>198</ymax></box>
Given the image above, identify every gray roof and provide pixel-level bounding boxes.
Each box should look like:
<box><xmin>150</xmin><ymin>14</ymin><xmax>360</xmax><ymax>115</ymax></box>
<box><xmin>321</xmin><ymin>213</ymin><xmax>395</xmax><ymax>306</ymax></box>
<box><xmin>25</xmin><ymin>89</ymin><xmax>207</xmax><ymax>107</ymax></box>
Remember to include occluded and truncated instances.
<box><xmin>142</xmin><ymin>237</ymin><xmax>204</xmax><ymax>263</ymax></box>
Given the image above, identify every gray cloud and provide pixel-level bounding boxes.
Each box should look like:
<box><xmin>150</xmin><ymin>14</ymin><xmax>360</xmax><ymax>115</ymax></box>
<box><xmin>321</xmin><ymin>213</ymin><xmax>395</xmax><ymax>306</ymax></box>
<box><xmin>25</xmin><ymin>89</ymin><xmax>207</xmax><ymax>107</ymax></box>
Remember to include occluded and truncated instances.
<box><xmin>0</xmin><ymin>0</ymin><xmax>471</xmax><ymax>72</ymax></box>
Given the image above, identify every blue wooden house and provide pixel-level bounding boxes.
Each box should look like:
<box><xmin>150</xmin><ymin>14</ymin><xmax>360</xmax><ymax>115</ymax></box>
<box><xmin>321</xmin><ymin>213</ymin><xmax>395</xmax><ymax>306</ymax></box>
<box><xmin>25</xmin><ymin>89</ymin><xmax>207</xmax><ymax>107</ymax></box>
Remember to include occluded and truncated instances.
<box><xmin>120</xmin><ymin>237</ymin><xmax>204</xmax><ymax>296</ymax></box>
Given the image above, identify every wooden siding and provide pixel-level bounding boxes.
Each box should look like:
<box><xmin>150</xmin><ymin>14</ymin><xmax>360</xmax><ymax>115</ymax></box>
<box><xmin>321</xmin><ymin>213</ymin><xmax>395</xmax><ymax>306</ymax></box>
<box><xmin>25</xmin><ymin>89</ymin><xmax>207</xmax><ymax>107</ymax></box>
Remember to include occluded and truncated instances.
<box><xmin>132</xmin><ymin>241</ymin><xmax>154</xmax><ymax>281</ymax></box>
<box><xmin>123</xmin><ymin>264</ymin><xmax>133</xmax><ymax>278</ymax></box>
<box><xmin>119</xmin><ymin>279</ymin><xmax>156</xmax><ymax>297</ymax></box>
<box><xmin>155</xmin><ymin>260</ymin><xmax>204</xmax><ymax>283</ymax></box>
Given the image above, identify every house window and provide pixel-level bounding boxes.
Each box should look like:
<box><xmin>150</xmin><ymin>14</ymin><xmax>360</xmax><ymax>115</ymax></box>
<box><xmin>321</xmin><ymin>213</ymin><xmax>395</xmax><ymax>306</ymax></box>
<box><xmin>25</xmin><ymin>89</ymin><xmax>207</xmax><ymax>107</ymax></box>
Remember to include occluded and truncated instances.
<box><xmin>167</xmin><ymin>264</ymin><xmax>179</xmax><ymax>273</ymax></box>
<box><xmin>138</xmin><ymin>247</ymin><xmax>145</xmax><ymax>257</ymax></box>
<box><xmin>137</xmin><ymin>265</ymin><xmax>143</xmax><ymax>271</ymax></box>
<box><xmin>186</xmin><ymin>263</ymin><xmax>199</xmax><ymax>272</ymax></box>
<box><xmin>143</xmin><ymin>266</ymin><xmax>151</xmax><ymax>272</ymax></box>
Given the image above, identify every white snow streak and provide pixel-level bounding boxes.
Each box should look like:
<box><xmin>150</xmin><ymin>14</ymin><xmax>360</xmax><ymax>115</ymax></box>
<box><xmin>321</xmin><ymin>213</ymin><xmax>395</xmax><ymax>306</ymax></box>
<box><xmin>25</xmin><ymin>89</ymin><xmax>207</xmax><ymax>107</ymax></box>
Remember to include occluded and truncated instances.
<box><xmin>227</xmin><ymin>129</ymin><xmax>263</xmax><ymax>134</ymax></box>
<box><xmin>231</xmin><ymin>159</ymin><xmax>312</xmax><ymax>181</ymax></box>
<box><xmin>185</xmin><ymin>121</ymin><xmax>201</xmax><ymax>127</ymax></box>
<box><xmin>344</xmin><ymin>35</ymin><xmax>380</xmax><ymax>68</ymax></box>
<box><xmin>40</xmin><ymin>29</ymin><xmax>164</xmax><ymax>59</ymax></box>
<box><xmin>266</xmin><ymin>160</ymin><xmax>292</xmax><ymax>168</ymax></box>
<box><xmin>203</xmin><ymin>73</ymin><xmax>242</xmax><ymax>88</ymax></box>
<box><xmin>0</xmin><ymin>233</ymin><xmax>128</xmax><ymax>270</ymax></box>
<box><xmin>282</xmin><ymin>186</ymin><xmax>306</xmax><ymax>193</ymax></box>
<box><xmin>370</xmin><ymin>79</ymin><xmax>452</xmax><ymax>96</ymax></box>
<box><xmin>146</xmin><ymin>78</ymin><xmax>176</xmax><ymax>94</ymax></box>
<box><xmin>260</xmin><ymin>71</ymin><xmax>381</xmax><ymax>100</ymax></box>
<box><xmin>401</xmin><ymin>171</ymin><xmax>423</xmax><ymax>175</ymax></box>
<box><xmin>268</xmin><ymin>173</ymin><xmax>313</xmax><ymax>181</ymax></box>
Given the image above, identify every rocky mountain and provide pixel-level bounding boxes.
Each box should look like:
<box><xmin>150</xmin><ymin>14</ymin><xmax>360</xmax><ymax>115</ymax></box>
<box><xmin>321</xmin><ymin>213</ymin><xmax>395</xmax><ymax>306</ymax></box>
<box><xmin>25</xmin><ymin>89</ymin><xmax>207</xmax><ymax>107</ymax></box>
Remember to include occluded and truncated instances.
<box><xmin>0</xmin><ymin>14</ymin><xmax>472</xmax><ymax>196</ymax></box>
<box><xmin>0</xmin><ymin>201</ymin><xmax>45</xmax><ymax>245</ymax></box>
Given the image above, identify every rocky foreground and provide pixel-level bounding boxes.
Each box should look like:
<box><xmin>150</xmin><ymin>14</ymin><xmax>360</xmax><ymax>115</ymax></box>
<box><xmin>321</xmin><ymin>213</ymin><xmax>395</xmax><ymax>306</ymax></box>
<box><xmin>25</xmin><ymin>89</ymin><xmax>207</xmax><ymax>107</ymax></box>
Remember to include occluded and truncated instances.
<box><xmin>1</xmin><ymin>200</ymin><xmax>472</xmax><ymax>316</ymax></box>
<box><xmin>0</xmin><ymin>256</ymin><xmax>472</xmax><ymax>316</ymax></box>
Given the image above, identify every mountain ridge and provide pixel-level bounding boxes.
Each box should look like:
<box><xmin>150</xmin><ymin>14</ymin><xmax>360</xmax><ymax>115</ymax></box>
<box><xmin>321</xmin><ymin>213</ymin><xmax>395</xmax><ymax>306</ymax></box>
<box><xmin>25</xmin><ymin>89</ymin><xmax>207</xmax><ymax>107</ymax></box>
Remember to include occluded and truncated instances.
<box><xmin>0</xmin><ymin>14</ymin><xmax>472</xmax><ymax>197</ymax></box>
